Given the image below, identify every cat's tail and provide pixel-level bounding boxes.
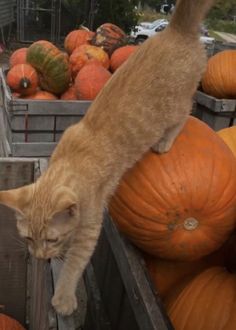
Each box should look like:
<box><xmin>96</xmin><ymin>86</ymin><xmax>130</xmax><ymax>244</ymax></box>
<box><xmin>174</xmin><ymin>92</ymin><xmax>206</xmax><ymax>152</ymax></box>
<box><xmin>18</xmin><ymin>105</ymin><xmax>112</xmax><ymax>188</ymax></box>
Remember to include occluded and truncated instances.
<box><xmin>169</xmin><ymin>0</ymin><xmax>214</xmax><ymax>35</ymax></box>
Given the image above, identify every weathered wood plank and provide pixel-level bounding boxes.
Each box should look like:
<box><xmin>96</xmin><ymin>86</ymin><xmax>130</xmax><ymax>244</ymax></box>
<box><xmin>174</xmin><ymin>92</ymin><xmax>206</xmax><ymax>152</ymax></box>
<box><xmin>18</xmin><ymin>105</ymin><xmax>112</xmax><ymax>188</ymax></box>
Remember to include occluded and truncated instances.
<box><xmin>91</xmin><ymin>231</ymin><xmax>126</xmax><ymax>329</ymax></box>
<box><xmin>11</xmin><ymin>142</ymin><xmax>57</xmax><ymax>157</ymax></box>
<box><xmin>195</xmin><ymin>90</ymin><xmax>236</xmax><ymax>112</ymax></box>
<box><xmin>84</xmin><ymin>262</ymin><xmax>111</xmax><ymax>330</ymax></box>
<box><xmin>0</xmin><ymin>206</ymin><xmax>27</xmax><ymax>326</ymax></box>
<box><xmin>104</xmin><ymin>213</ymin><xmax>173</xmax><ymax>330</ymax></box>
<box><xmin>0</xmin><ymin>160</ymin><xmax>35</xmax><ymax>326</ymax></box>
<box><xmin>29</xmin><ymin>259</ymin><xmax>51</xmax><ymax>330</ymax></box>
<box><xmin>51</xmin><ymin>259</ymin><xmax>76</xmax><ymax>330</ymax></box>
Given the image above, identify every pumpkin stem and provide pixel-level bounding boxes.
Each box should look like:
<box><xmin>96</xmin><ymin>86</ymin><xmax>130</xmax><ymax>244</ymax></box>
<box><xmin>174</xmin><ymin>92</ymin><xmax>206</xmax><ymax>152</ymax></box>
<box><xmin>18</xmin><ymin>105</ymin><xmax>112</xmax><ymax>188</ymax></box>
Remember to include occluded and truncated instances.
<box><xmin>184</xmin><ymin>218</ymin><xmax>199</xmax><ymax>231</ymax></box>
<box><xmin>20</xmin><ymin>78</ymin><xmax>30</xmax><ymax>89</ymax></box>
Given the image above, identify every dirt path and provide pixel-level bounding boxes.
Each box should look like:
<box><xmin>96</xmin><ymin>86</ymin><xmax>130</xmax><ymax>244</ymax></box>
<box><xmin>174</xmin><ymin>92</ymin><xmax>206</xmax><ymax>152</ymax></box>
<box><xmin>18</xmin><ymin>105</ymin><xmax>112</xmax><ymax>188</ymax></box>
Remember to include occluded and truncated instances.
<box><xmin>215</xmin><ymin>32</ymin><xmax>236</xmax><ymax>43</ymax></box>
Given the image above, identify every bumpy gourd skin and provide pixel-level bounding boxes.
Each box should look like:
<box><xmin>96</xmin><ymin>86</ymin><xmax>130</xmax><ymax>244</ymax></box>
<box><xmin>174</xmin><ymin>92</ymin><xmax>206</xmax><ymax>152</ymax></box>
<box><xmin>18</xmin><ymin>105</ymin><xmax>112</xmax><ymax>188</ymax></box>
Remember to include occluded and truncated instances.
<box><xmin>26</xmin><ymin>40</ymin><xmax>71</xmax><ymax>94</ymax></box>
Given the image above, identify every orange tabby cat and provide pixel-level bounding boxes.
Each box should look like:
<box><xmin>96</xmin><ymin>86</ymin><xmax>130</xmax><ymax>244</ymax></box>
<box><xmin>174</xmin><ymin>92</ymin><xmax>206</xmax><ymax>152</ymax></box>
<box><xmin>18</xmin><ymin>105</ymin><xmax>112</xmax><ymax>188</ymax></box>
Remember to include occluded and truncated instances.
<box><xmin>0</xmin><ymin>0</ymin><xmax>214</xmax><ymax>316</ymax></box>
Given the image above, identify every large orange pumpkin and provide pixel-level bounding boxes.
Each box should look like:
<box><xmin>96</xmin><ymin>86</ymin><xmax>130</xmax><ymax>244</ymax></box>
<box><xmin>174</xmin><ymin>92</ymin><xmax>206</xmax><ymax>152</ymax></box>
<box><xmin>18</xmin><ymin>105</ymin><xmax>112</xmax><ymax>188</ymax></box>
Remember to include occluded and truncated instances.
<box><xmin>91</xmin><ymin>23</ymin><xmax>127</xmax><ymax>55</ymax></box>
<box><xmin>0</xmin><ymin>314</ymin><xmax>25</xmax><ymax>330</ymax></box>
<box><xmin>64</xmin><ymin>29</ymin><xmax>94</xmax><ymax>55</ymax></box>
<box><xmin>24</xmin><ymin>90</ymin><xmax>57</xmax><ymax>100</ymax></box>
<box><xmin>69</xmin><ymin>44</ymin><xmax>110</xmax><ymax>78</ymax></box>
<box><xmin>165</xmin><ymin>267</ymin><xmax>236</xmax><ymax>330</ymax></box>
<box><xmin>201</xmin><ymin>50</ymin><xmax>236</xmax><ymax>99</ymax></box>
<box><xmin>110</xmin><ymin>45</ymin><xmax>138</xmax><ymax>72</ymax></box>
<box><xmin>9</xmin><ymin>48</ymin><xmax>28</xmax><ymax>68</ymax></box>
<box><xmin>217</xmin><ymin>126</ymin><xmax>236</xmax><ymax>157</ymax></box>
<box><xmin>6</xmin><ymin>64</ymin><xmax>38</xmax><ymax>96</ymax></box>
<box><xmin>109</xmin><ymin>116</ymin><xmax>236</xmax><ymax>261</ymax></box>
<box><xmin>74</xmin><ymin>63</ymin><xmax>111</xmax><ymax>100</ymax></box>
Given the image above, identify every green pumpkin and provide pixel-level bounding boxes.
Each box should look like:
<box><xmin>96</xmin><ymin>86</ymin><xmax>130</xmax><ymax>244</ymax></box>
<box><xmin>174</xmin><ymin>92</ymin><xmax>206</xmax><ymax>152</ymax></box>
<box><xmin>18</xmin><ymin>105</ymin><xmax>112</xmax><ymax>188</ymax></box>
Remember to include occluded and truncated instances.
<box><xmin>26</xmin><ymin>40</ymin><xmax>71</xmax><ymax>94</ymax></box>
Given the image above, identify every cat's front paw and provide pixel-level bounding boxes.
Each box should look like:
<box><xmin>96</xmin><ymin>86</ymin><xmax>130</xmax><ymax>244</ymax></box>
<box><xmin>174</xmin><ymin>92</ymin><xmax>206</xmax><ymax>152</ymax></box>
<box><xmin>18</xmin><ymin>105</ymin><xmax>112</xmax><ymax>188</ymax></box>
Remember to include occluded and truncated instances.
<box><xmin>152</xmin><ymin>139</ymin><xmax>172</xmax><ymax>154</ymax></box>
<box><xmin>52</xmin><ymin>290</ymin><xmax>78</xmax><ymax>316</ymax></box>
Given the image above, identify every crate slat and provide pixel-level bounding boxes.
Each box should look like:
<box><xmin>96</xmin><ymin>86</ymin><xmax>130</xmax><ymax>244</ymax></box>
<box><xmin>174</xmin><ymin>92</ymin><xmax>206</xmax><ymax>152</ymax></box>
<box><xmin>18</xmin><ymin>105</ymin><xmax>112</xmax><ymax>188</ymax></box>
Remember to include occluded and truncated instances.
<box><xmin>194</xmin><ymin>91</ymin><xmax>236</xmax><ymax>130</ymax></box>
<box><xmin>0</xmin><ymin>160</ymin><xmax>35</xmax><ymax>326</ymax></box>
<box><xmin>12</xmin><ymin>142</ymin><xmax>57</xmax><ymax>157</ymax></box>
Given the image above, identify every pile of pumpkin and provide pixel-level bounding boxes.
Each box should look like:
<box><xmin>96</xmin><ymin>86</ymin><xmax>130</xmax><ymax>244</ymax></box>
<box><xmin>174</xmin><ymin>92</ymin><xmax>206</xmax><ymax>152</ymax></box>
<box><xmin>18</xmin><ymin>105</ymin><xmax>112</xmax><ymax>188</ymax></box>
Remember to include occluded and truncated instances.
<box><xmin>201</xmin><ymin>49</ymin><xmax>236</xmax><ymax>99</ymax></box>
<box><xmin>6</xmin><ymin>24</ymin><xmax>138</xmax><ymax>101</ymax></box>
<box><xmin>109</xmin><ymin>116</ymin><xmax>236</xmax><ymax>329</ymax></box>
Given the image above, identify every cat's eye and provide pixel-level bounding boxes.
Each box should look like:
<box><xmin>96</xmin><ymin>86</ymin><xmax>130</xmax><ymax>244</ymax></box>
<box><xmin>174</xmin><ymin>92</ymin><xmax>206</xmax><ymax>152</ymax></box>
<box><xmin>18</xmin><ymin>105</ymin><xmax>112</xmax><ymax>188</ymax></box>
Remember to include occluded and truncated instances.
<box><xmin>46</xmin><ymin>238</ymin><xmax>58</xmax><ymax>244</ymax></box>
<box><xmin>25</xmin><ymin>236</ymin><xmax>33</xmax><ymax>242</ymax></box>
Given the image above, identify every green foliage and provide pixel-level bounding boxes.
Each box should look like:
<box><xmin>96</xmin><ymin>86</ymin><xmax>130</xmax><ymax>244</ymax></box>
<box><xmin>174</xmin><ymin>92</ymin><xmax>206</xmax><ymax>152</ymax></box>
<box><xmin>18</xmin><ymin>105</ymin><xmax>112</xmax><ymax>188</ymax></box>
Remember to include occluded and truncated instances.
<box><xmin>208</xmin><ymin>0</ymin><xmax>236</xmax><ymax>19</ymax></box>
<box><xmin>62</xmin><ymin>0</ymin><xmax>88</xmax><ymax>27</ymax></box>
<box><xmin>206</xmin><ymin>19</ymin><xmax>236</xmax><ymax>34</ymax></box>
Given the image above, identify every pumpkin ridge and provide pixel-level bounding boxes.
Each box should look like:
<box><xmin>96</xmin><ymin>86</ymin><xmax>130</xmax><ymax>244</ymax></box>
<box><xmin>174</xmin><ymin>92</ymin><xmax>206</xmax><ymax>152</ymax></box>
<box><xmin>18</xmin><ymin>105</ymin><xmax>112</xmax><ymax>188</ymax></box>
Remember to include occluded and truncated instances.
<box><xmin>123</xmin><ymin>169</ymin><xmax>170</xmax><ymax>214</ymax></box>
<box><xmin>110</xmin><ymin>199</ymin><xmax>168</xmax><ymax>239</ymax></box>
<box><xmin>137</xmin><ymin>156</ymin><xmax>180</xmax><ymax>210</ymax></box>
<box><xmin>112</xmin><ymin>194</ymin><xmax>167</xmax><ymax>230</ymax></box>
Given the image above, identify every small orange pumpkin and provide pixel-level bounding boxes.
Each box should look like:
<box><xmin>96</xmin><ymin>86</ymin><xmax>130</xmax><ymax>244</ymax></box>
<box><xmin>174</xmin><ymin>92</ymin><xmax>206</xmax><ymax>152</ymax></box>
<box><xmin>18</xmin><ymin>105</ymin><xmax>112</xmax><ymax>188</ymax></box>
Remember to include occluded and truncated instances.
<box><xmin>69</xmin><ymin>44</ymin><xmax>110</xmax><ymax>78</ymax></box>
<box><xmin>6</xmin><ymin>64</ymin><xmax>38</xmax><ymax>96</ymax></box>
<box><xmin>165</xmin><ymin>267</ymin><xmax>236</xmax><ymax>330</ymax></box>
<box><xmin>110</xmin><ymin>45</ymin><xmax>138</xmax><ymax>72</ymax></box>
<box><xmin>24</xmin><ymin>90</ymin><xmax>57</xmax><ymax>100</ymax></box>
<box><xmin>109</xmin><ymin>116</ymin><xmax>236</xmax><ymax>261</ymax></box>
<box><xmin>9</xmin><ymin>48</ymin><xmax>28</xmax><ymax>67</ymax></box>
<box><xmin>145</xmin><ymin>251</ymin><xmax>223</xmax><ymax>300</ymax></box>
<box><xmin>64</xmin><ymin>29</ymin><xmax>95</xmax><ymax>55</ymax></box>
<box><xmin>0</xmin><ymin>313</ymin><xmax>25</xmax><ymax>330</ymax></box>
<box><xmin>91</xmin><ymin>23</ymin><xmax>127</xmax><ymax>55</ymax></box>
<box><xmin>74</xmin><ymin>63</ymin><xmax>111</xmax><ymax>100</ymax></box>
<box><xmin>217</xmin><ymin>126</ymin><xmax>236</xmax><ymax>157</ymax></box>
<box><xmin>60</xmin><ymin>85</ymin><xmax>77</xmax><ymax>100</ymax></box>
<box><xmin>201</xmin><ymin>50</ymin><xmax>236</xmax><ymax>99</ymax></box>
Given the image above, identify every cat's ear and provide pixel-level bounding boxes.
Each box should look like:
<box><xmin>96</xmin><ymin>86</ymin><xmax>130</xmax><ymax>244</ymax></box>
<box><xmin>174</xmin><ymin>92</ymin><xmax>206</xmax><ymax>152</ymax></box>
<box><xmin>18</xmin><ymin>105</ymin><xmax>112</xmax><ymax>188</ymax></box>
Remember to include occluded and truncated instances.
<box><xmin>0</xmin><ymin>185</ymin><xmax>32</xmax><ymax>216</ymax></box>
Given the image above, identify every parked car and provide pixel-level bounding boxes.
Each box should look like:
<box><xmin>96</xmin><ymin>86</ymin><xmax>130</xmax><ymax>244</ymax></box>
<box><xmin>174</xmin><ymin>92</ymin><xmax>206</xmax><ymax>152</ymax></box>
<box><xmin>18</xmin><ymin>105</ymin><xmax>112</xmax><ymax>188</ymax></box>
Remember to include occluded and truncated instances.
<box><xmin>130</xmin><ymin>20</ymin><xmax>215</xmax><ymax>46</ymax></box>
<box><xmin>130</xmin><ymin>19</ymin><xmax>169</xmax><ymax>44</ymax></box>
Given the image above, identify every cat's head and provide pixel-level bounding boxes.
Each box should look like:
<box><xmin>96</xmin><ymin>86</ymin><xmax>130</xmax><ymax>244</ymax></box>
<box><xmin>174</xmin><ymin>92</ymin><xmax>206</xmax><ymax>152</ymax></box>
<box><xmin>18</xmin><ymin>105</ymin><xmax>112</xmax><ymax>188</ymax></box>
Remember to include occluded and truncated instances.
<box><xmin>0</xmin><ymin>183</ymin><xmax>79</xmax><ymax>259</ymax></box>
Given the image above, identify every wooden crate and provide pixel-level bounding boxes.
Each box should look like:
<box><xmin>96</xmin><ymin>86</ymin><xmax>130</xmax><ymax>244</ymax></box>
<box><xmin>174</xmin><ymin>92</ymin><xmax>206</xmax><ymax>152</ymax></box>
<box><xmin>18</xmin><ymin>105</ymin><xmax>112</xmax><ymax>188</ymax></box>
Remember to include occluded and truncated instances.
<box><xmin>193</xmin><ymin>90</ymin><xmax>236</xmax><ymax>131</ymax></box>
<box><xmin>0</xmin><ymin>68</ymin><xmax>91</xmax><ymax>157</ymax></box>
<box><xmin>83</xmin><ymin>213</ymin><xmax>173</xmax><ymax>330</ymax></box>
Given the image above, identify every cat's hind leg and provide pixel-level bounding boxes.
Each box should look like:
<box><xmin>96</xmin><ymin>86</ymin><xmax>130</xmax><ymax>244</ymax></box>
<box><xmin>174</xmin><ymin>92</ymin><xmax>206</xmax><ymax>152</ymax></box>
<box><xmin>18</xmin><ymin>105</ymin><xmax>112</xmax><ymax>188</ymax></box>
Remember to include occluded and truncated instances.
<box><xmin>152</xmin><ymin>121</ymin><xmax>186</xmax><ymax>154</ymax></box>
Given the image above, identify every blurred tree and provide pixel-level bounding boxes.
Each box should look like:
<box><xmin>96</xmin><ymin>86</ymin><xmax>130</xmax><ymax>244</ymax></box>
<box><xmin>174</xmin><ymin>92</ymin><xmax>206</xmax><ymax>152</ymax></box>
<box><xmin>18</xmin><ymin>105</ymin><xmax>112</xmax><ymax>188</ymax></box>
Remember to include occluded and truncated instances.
<box><xmin>93</xmin><ymin>0</ymin><xmax>140</xmax><ymax>32</ymax></box>
<box><xmin>62</xmin><ymin>0</ymin><xmax>140</xmax><ymax>32</ymax></box>
<box><xmin>209</xmin><ymin>0</ymin><xmax>236</xmax><ymax>19</ymax></box>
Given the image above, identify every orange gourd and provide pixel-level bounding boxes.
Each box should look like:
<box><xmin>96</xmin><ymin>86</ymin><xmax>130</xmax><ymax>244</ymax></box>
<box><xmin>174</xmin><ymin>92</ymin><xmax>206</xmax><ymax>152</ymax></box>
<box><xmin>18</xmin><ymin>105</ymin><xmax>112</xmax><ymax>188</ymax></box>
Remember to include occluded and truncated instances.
<box><xmin>201</xmin><ymin>50</ymin><xmax>236</xmax><ymax>99</ymax></box>
<box><xmin>9</xmin><ymin>48</ymin><xmax>27</xmax><ymax>67</ymax></box>
<box><xmin>74</xmin><ymin>63</ymin><xmax>111</xmax><ymax>100</ymax></box>
<box><xmin>217</xmin><ymin>126</ymin><xmax>236</xmax><ymax>157</ymax></box>
<box><xmin>0</xmin><ymin>314</ymin><xmax>25</xmax><ymax>330</ymax></box>
<box><xmin>91</xmin><ymin>23</ymin><xmax>127</xmax><ymax>55</ymax></box>
<box><xmin>165</xmin><ymin>267</ymin><xmax>236</xmax><ymax>330</ymax></box>
<box><xmin>64</xmin><ymin>29</ymin><xmax>94</xmax><ymax>55</ymax></box>
<box><xmin>24</xmin><ymin>90</ymin><xmax>57</xmax><ymax>100</ymax></box>
<box><xmin>109</xmin><ymin>116</ymin><xmax>236</xmax><ymax>261</ymax></box>
<box><xmin>60</xmin><ymin>85</ymin><xmax>77</xmax><ymax>100</ymax></box>
<box><xmin>6</xmin><ymin>64</ymin><xmax>38</xmax><ymax>96</ymax></box>
<box><xmin>69</xmin><ymin>44</ymin><xmax>110</xmax><ymax>78</ymax></box>
<box><xmin>110</xmin><ymin>45</ymin><xmax>138</xmax><ymax>72</ymax></box>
